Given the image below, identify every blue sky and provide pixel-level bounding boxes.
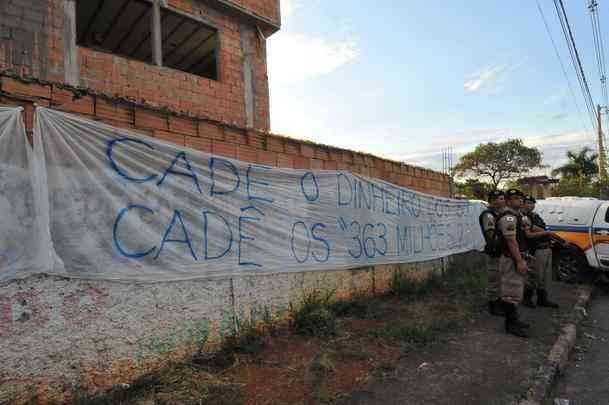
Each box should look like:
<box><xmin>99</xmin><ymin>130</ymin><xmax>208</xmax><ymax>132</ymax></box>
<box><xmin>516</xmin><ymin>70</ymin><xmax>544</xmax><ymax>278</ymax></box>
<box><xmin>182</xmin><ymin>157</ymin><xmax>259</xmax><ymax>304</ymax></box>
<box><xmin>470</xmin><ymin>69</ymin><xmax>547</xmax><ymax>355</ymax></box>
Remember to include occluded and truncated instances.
<box><xmin>267</xmin><ymin>0</ymin><xmax>606</xmax><ymax>173</ymax></box>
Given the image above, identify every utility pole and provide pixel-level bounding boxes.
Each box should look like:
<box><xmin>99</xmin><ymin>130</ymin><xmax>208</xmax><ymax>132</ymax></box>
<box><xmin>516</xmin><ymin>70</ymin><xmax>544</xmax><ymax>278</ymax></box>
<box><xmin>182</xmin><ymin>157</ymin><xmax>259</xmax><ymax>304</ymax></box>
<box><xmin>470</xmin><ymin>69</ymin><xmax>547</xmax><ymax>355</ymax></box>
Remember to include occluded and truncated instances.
<box><xmin>448</xmin><ymin>146</ymin><xmax>455</xmax><ymax>198</ymax></box>
<box><xmin>442</xmin><ymin>148</ymin><xmax>455</xmax><ymax>198</ymax></box>
<box><xmin>598</xmin><ymin>105</ymin><xmax>609</xmax><ymax>199</ymax></box>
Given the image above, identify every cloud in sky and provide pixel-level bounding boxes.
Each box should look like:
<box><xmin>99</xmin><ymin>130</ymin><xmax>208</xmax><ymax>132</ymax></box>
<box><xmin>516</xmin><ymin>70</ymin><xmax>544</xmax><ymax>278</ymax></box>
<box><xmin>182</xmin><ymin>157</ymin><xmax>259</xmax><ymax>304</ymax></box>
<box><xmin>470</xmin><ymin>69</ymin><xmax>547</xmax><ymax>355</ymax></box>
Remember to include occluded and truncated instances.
<box><xmin>268</xmin><ymin>34</ymin><xmax>359</xmax><ymax>84</ymax></box>
<box><xmin>394</xmin><ymin>128</ymin><xmax>515</xmax><ymax>161</ymax></box>
<box><xmin>398</xmin><ymin>129</ymin><xmax>596</xmax><ymax>173</ymax></box>
<box><xmin>268</xmin><ymin>1</ymin><xmax>359</xmax><ymax>85</ymax></box>
<box><xmin>551</xmin><ymin>113</ymin><xmax>568</xmax><ymax>121</ymax></box>
<box><xmin>280</xmin><ymin>0</ymin><xmax>300</xmax><ymax>21</ymax></box>
<box><xmin>543</xmin><ymin>92</ymin><xmax>570</xmax><ymax>109</ymax></box>
<box><xmin>463</xmin><ymin>64</ymin><xmax>518</xmax><ymax>94</ymax></box>
<box><xmin>523</xmin><ymin>131</ymin><xmax>592</xmax><ymax>149</ymax></box>
<box><xmin>267</xmin><ymin>9</ymin><xmax>583</xmax><ymax>177</ymax></box>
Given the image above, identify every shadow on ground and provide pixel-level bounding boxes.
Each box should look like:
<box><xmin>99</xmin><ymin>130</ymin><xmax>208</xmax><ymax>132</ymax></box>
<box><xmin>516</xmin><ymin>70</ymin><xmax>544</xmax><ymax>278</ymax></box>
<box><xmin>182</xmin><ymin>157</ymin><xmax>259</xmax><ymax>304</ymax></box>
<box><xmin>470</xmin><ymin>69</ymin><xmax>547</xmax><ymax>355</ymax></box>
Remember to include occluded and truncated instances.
<box><xmin>342</xmin><ymin>281</ymin><xmax>580</xmax><ymax>405</ymax></box>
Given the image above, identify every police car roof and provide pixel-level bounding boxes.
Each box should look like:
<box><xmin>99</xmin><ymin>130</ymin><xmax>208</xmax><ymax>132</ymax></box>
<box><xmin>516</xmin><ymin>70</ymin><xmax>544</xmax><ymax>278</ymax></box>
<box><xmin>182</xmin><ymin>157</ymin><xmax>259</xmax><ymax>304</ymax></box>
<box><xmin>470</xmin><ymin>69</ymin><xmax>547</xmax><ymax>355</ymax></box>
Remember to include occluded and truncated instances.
<box><xmin>544</xmin><ymin>196</ymin><xmax>599</xmax><ymax>201</ymax></box>
<box><xmin>536</xmin><ymin>197</ymin><xmax>604</xmax><ymax>226</ymax></box>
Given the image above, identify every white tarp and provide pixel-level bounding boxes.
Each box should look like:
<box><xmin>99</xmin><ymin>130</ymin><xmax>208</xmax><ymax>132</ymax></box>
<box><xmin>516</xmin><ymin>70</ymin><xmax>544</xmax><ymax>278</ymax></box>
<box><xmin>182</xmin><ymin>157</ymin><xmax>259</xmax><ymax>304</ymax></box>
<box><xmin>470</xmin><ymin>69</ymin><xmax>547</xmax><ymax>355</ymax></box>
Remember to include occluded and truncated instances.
<box><xmin>0</xmin><ymin>107</ymin><xmax>484</xmax><ymax>282</ymax></box>
<box><xmin>0</xmin><ymin>107</ymin><xmax>56</xmax><ymax>280</ymax></box>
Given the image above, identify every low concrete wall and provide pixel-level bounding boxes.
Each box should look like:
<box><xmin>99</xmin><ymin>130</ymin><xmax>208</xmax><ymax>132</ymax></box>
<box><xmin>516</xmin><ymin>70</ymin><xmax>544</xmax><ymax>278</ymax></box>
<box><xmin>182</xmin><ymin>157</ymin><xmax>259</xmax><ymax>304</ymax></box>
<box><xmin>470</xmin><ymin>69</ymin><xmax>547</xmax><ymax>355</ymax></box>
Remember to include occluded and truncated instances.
<box><xmin>0</xmin><ymin>251</ymin><xmax>484</xmax><ymax>403</ymax></box>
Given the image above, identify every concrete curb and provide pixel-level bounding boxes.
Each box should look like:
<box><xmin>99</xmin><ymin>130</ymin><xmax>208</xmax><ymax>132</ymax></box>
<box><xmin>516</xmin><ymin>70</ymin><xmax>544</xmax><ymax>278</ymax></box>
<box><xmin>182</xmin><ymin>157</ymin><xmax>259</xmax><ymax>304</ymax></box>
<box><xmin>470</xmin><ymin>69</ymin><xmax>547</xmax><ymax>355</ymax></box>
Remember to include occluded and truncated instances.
<box><xmin>519</xmin><ymin>286</ymin><xmax>594</xmax><ymax>405</ymax></box>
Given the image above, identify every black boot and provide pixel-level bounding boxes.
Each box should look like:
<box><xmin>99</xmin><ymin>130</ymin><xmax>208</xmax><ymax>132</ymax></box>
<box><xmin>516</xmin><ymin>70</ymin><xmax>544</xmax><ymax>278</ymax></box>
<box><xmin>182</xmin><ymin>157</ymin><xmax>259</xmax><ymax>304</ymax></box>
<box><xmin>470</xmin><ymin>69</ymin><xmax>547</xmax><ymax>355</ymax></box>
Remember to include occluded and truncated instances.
<box><xmin>505</xmin><ymin>303</ymin><xmax>529</xmax><ymax>338</ymax></box>
<box><xmin>514</xmin><ymin>306</ymin><xmax>530</xmax><ymax>329</ymax></box>
<box><xmin>488</xmin><ymin>299</ymin><xmax>506</xmax><ymax>316</ymax></box>
<box><xmin>537</xmin><ymin>289</ymin><xmax>559</xmax><ymax>308</ymax></box>
<box><xmin>522</xmin><ymin>287</ymin><xmax>536</xmax><ymax>308</ymax></box>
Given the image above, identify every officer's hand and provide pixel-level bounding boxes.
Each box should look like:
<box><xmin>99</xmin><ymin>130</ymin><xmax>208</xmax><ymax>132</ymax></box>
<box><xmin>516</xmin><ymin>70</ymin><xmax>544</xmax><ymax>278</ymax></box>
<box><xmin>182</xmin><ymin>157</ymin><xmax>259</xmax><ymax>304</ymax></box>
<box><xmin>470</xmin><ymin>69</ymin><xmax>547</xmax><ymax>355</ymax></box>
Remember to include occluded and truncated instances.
<box><xmin>517</xmin><ymin>259</ymin><xmax>528</xmax><ymax>275</ymax></box>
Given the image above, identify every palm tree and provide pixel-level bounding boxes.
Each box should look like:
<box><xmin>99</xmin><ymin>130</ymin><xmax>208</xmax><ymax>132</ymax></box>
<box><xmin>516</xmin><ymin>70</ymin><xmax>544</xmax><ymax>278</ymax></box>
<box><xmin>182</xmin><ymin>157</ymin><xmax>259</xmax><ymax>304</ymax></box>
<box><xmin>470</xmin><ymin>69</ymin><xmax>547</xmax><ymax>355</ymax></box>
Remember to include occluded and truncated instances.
<box><xmin>551</xmin><ymin>147</ymin><xmax>599</xmax><ymax>188</ymax></box>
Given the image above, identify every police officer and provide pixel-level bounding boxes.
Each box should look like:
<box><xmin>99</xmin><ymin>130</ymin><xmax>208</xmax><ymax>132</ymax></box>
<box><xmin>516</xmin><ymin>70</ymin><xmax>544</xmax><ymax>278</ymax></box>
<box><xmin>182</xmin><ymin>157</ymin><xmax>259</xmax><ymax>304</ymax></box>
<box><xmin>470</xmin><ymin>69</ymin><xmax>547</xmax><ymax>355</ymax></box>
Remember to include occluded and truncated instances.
<box><xmin>497</xmin><ymin>189</ymin><xmax>530</xmax><ymax>338</ymax></box>
<box><xmin>479</xmin><ymin>190</ymin><xmax>506</xmax><ymax>316</ymax></box>
<box><xmin>522</xmin><ymin>195</ymin><xmax>559</xmax><ymax>308</ymax></box>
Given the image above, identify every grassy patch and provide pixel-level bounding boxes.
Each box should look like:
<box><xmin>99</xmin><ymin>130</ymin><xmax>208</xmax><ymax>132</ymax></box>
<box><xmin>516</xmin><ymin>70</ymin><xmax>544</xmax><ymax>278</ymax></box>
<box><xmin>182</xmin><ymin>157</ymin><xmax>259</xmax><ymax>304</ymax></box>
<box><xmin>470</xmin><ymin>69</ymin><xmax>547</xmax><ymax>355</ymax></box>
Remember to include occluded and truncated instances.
<box><xmin>195</xmin><ymin>309</ymin><xmax>278</xmax><ymax>372</ymax></box>
<box><xmin>50</xmin><ymin>266</ymin><xmax>489</xmax><ymax>405</ymax></box>
<box><xmin>290</xmin><ymin>289</ymin><xmax>339</xmax><ymax>337</ymax></box>
<box><xmin>441</xmin><ymin>267</ymin><xmax>488</xmax><ymax>313</ymax></box>
<box><xmin>329</xmin><ymin>348</ymin><xmax>374</xmax><ymax>362</ymax></box>
<box><xmin>390</xmin><ymin>266</ymin><xmax>487</xmax><ymax>304</ymax></box>
<box><xmin>369</xmin><ymin>324</ymin><xmax>437</xmax><ymax>345</ymax></box>
<box><xmin>390</xmin><ymin>270</ymin><xmax>443</xmax><ymax>299</ymax></box>
<box><xmin>443</xmin><ymin>267</ymin><xmax>487</xmax><ymax>298</ymax></box>
<box><xmin>372</xmin><ymin>361</ymin><xmax>398</xmax><ymax>381</ymax></box>
<box><xmin>376</xmin><ymin>361</ymin><xmax>397</xmax><ymax>373</ymax></box>
<box><xmin>310</xmin><ymin>353</ymin><xmax>335</xmax><ymax>404</ymax></box>
<box><xmin>367</xmin><ymin>296</ymin><xmax>467</xmax><ymax>347</ymax></box>
<box><xmin>224</xmin><ymin>316</ymin><xmax>268</xmax><ymax>356</ymax></box>
<box><xmin>330</xmin><ymin>291</ymin><xmax>382</xmax><ymax>319</ymax></box>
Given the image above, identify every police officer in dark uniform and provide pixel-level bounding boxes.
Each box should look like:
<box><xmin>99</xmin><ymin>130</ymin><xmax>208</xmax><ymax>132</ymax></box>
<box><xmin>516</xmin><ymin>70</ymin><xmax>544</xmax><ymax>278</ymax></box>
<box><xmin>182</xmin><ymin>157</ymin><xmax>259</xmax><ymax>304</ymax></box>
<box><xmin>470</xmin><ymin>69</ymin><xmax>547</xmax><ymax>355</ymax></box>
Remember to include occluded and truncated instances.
<box><xmin>522</xmin><ymin>195</ymin><xmax>559</xmax><ymax>308</ymax></box>
<box><xmin>479</xmin><ymin>190</ymin><xmax>506</xmax><ymax>316</ymax></box>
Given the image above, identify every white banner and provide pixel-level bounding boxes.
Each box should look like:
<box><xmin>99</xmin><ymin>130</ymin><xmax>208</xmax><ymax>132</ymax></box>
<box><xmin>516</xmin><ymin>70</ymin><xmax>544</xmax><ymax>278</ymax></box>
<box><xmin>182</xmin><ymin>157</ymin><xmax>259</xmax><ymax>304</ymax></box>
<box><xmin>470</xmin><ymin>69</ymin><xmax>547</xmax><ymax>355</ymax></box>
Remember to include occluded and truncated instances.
<box><xmin>0</xmin><ymin>107</ymin><xmax>57</xmax><ymax>281</ymax></box>
<box><xmin>0</xmin><ymin>107</ymin><xmax>484</xmax><ymax>282</ymax></box>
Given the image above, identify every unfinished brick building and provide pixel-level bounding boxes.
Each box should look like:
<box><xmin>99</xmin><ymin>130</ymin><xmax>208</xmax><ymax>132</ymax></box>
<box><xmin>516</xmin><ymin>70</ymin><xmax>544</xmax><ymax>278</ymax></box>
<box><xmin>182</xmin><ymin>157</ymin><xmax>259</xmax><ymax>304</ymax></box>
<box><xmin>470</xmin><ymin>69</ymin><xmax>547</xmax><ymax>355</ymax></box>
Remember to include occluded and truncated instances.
<box><xmin>0</xmin><ymin>3</ymin><xmax>457</xmax><ymax>401</ymax></box>
<box><xmin>0</xmin><ymin>0</ymin><xmax>449</xmax><ymax>196</ymax></box>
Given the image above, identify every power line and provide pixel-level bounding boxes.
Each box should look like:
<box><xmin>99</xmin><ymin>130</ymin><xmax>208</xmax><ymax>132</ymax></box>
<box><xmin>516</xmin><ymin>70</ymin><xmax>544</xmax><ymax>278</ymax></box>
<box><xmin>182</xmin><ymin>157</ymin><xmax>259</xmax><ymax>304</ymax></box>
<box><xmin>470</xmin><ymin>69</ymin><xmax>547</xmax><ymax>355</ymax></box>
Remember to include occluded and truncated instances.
<box><xmin>587</xmin><ymin>0</ymin><xmax>609</xmax><ymax>154</ymax></box>
<box><xmin>555</xmin><ymin>0</ymin><xmax>597</xmax><ymax>130</ymax></box>
<box><xmin>553</xmin><ymin>0</ymin><xmax>598</xmax><ymax>133</ymax></box>
<box><xmin>587</xmin><ymin>0</ymin><xmax>609</xmax><ymax>183</ymax></box>
<box><xmin>536</xmin><ymin>0</ymin><xmax>590</xmax><ymax>135</ymax></box>
<box><xmin>588</xmin><ymin>1</ymin><xmax>607</xmax><ymax>106</ymax></box>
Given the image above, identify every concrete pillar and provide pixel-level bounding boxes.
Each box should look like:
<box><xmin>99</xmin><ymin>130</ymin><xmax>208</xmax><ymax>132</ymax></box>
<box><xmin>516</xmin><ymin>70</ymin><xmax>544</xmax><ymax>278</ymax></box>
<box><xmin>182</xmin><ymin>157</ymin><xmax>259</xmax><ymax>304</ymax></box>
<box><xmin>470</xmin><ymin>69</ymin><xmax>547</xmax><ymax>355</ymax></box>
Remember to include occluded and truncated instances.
<box><xmin>63</xmin><ymin>0</ymin><xmax>79</xmax><ymax>86</ymax></box>
<box><xmin>240</xmin><ymin>24</ymin><xmax>255</xmax><ymax>129</ymax></box>
<box><xmin>152</xmin><ymin>0</ymin><xmax>163</xmax><ymax>67</ymax></box>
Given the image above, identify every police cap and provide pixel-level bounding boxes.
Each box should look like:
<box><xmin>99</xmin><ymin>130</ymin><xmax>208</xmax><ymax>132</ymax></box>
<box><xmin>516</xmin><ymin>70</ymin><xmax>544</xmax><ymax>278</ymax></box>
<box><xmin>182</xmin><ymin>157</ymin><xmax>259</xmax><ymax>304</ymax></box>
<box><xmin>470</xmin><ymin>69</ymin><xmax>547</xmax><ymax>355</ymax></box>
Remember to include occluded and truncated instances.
<box><xmin>523</xmin><ymin>195</ymin><xmax>537</xmax><ymax>204</ymax></box>
<box><xmin>487</xmin><ymin>190</ymin><xmax>505</xmax><ymax>202</ymax></box>
<box><xmin>505</xmin><ymin>189</ymin><xmax>525</xmax><ymax>198</ymax></box>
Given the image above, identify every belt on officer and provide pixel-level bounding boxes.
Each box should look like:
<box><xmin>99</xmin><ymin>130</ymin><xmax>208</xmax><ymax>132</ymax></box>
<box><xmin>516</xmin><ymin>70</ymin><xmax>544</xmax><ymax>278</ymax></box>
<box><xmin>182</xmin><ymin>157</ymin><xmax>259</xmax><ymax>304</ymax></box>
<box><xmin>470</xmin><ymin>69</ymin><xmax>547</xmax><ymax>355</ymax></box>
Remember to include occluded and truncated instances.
<box><xmin>521</xmin><ymin>252</ymin><xmax>532</xmax><ymax>259</ymax></box>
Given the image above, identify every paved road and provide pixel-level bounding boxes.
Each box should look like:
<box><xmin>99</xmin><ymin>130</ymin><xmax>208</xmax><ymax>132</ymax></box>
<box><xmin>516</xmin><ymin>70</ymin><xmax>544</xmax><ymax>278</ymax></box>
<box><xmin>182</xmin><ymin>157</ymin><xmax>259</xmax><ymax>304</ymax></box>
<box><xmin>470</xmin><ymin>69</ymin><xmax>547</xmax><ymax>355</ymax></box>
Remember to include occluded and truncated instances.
<box><xmin>553</xmin><ymin>287</ymin><xmax>609</xmax><ymax>405</ymax></box>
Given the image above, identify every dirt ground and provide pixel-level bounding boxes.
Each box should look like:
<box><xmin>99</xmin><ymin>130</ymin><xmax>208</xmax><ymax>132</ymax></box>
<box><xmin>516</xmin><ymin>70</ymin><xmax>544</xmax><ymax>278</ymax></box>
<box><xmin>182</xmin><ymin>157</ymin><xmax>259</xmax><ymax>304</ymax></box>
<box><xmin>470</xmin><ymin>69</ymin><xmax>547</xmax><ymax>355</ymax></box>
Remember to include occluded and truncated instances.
<box><xmin>47</xmin><ymin>270</ymin><xmax>582</xmax><ymax>405</ymax></box>
<box><xmin>343</xmin><ymin>281</ymin><xmax>579</xmax><ymax>405</ymax></box>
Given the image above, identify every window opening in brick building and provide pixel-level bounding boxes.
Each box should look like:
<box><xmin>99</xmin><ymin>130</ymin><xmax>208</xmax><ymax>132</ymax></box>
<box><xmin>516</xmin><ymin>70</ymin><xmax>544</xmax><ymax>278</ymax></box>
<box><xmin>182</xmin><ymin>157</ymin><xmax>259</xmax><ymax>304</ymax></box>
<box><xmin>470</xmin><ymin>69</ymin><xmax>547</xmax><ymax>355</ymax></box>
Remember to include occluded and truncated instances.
<box><xmin>160</xmin><ymin>9</ymin><xmax>218</xmax><ymax>80</ymax></box>
<box><xmin>77</xmin><ymin>0</ymin><xmax>153</xmax><ymax>64</ymax></box>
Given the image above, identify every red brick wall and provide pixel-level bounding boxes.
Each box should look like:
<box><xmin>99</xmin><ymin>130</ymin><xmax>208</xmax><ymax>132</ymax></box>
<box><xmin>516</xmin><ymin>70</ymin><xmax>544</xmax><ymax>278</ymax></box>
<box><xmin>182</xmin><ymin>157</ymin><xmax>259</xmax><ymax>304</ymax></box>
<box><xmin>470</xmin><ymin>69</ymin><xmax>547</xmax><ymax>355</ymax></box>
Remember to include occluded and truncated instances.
<box><xmin>0</xmin><ymin>0</ymin><xmax>50</xmax><ymax>79</ymax></box>
<box><xmin>224</xmin><ymin>0</ymin><xmax>280</xmax><ymax>24</ymax></box>
<box><xmin>0</xmin><ymin>75</ymin><xmax>450</xmax><ymax>197</ymax></box>
<box><xmin>2</xmin><ymin>0</ymin><xmax>271</xmax><ymax>131</ymax></box>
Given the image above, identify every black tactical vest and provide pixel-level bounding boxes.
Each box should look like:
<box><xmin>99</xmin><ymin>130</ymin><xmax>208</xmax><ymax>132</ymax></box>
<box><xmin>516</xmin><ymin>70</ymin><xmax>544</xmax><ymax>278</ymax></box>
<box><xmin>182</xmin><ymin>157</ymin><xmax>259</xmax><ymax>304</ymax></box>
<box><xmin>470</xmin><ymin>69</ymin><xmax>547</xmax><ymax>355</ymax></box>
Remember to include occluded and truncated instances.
<box><xmin>529</xmin><ymin>212</ymin><xmax>551</xmax><ymax>248</ymax></box>
<box><xmin>478</xmin><ymin>208</ymin><xmax>499</xmax><ymax>236</ymax></box>
<box><xmin>479</xmin><ymin>208</ymin><xmax>501</xmax><ymax>257</ymax></box>
<box><xmin>516</xmin><ymin>213</ymin><xmax>529</xmax><ymax>252</ymax></box>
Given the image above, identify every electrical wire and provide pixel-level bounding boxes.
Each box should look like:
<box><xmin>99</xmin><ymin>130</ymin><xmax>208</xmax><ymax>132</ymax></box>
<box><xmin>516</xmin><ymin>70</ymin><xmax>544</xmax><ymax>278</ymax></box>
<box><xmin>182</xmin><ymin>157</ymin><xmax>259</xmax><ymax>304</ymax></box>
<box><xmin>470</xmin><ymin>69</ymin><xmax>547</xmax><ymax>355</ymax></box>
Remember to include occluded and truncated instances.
<box><xmin>553</xmin><ymin>0</ymin><xmax>598</xmax><ymax>133</ymax></box>
<box><xmin>587</xmin><ymin>0</ymin><xmax>609</xmax><ymax>154</ymax></box>
<box><xmin>536</xmin><ymin>0</ymin><xmax>590</xmax><ymax>135</ymax></box>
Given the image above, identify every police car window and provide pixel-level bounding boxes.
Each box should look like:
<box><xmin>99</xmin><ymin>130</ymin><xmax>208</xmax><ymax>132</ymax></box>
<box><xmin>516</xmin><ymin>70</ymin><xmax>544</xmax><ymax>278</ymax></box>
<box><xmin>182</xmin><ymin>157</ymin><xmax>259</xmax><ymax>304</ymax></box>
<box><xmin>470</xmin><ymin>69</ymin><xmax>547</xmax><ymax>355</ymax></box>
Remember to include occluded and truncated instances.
<box><xmin>605</xmin><ymin>207</ymin><xmax>609</xmax><ymax>223</ymax></box>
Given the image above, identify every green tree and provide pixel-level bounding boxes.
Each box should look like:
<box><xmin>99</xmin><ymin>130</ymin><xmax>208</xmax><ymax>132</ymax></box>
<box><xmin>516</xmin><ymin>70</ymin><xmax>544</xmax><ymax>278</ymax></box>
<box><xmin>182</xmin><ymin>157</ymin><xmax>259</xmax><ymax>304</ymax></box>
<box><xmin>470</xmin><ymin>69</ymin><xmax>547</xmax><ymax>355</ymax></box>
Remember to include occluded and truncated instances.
<box><xmin>454</xmin><ymin>139</ymin><xmax>543</xmax><ymax>189</ymax></box>
<box><xmin>551</xmin><ymin>147</ymin><xmax>598</xmax><ymax>189</ymax></box>
<box><xmin>553</xmin><ymin>177</ymin><xmax>600</xmax><ymax>197</ymax></box>
<box><xmin>454</xmin><ymin>179</ymin><xmax>492</xmax><ymax>200</ymax></box>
